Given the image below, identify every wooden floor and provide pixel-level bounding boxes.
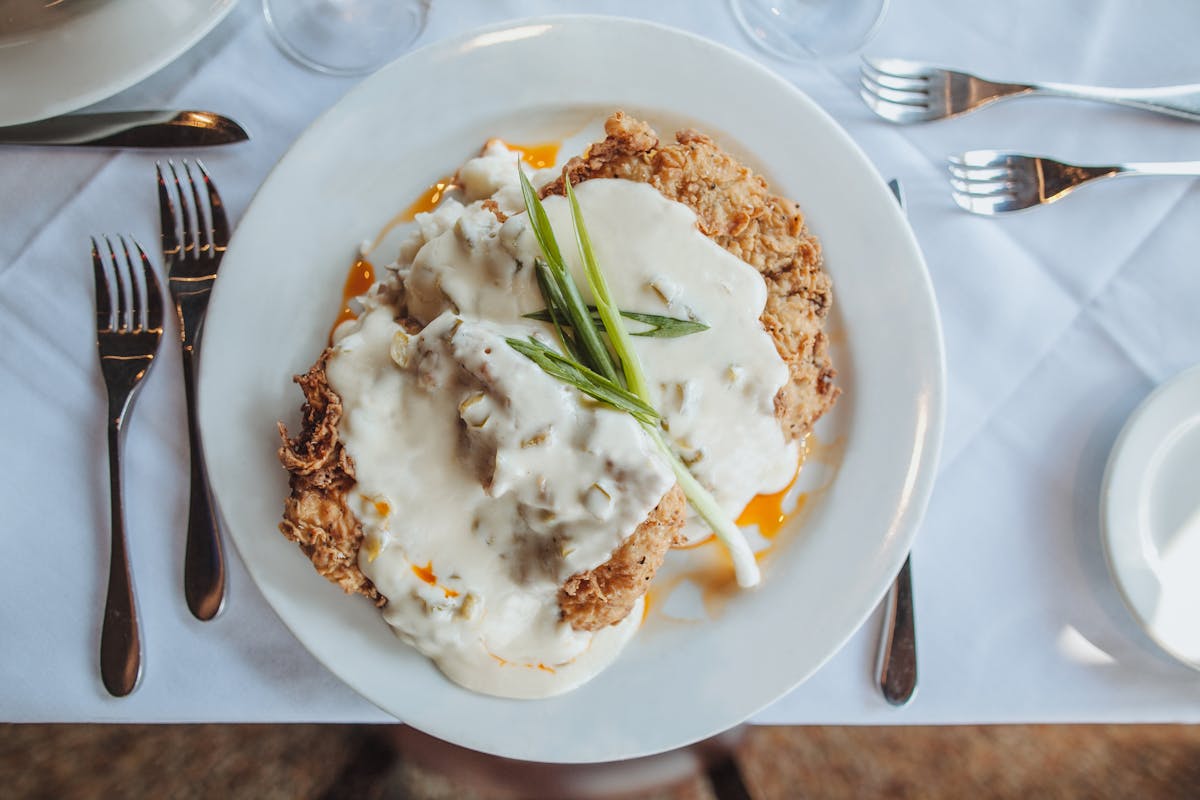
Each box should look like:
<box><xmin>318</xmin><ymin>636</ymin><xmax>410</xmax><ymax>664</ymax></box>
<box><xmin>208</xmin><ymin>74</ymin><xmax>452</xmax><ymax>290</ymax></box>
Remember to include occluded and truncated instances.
<box><xmin>4</xmin><ymin>723</ymin><xmax>1199</xmax><ymax>798</ymax></box>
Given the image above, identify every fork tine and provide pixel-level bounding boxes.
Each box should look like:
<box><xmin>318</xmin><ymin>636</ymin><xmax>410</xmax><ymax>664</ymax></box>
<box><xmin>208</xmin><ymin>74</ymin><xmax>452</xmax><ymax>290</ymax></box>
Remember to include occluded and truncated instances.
<box><xmin>196</xmin><ymin>160</ymin><xmax>230</xmax><ymax>253</ymax></box>
<box><xmin>168</xmin><ymin>160</ymin><xmax>197</xmax><ymax>261</ymax></box>
<box><xmin>859</xmin><ymin>74</ymin><xmax>929</xmax><ymax>107</ymax></box>
<box><xmin>157</xmin><ymin>162</ymin><xmax>181</xmax><ymax>264</ymax></box>
<box><xmin>952</xmin><ymin>150</ymin><xmax>1014</xmax><ymax>169</ymax></box>
<box><xmin>949</xmin><ymin>177</ymin><xmax>1016</xmax><ymax>197</ymax></box>
<box><xmin>947</xmin><ymin>163</ymin><xmax>1012</xmax><ymax>182</ymax></box>
<box><xmin>182</xmin><ymin>160</ymin><xmax>210</xmax><ymax>257</ymax></box>
<box><xmin>860</xmin><ymin>61</ymin><xmax>929</xmax><ymax>93</ymax></box>
<box><xmin>859</xmin><ymin>86</ymin><xmax>880</xmax><ymax>111</ymax></box>
<box><xmin>951</xmin><ymin>190</ymin><xmax>1022</xmax><ymax>214</ymax></box>
<box><xmin>92</xmin><ymin>237</ymin><xmax>113</xmax><ymax>332</ymax></box>
<box><xmin>133</xmin><ymin>238</ymin><xmax>164</xmax><ymax>332</ymax></box>
<box><xmin>116</xmin><ymin>235</ymin><xmax>144</xmax><ymax>331</ymax></box>
<box><xmin>862</xmin><ymin>57</ymin><xmax>935</xmax><ymax>81</ymax></box>
<box><xmin>860</xmin><ymin>87</ymin><xmax>934</xmax><ymax>123</ymax></box>
<box><xmin>105</xmin><ymin>236</ymin><xmax>129</xmax><ymax>333</ymax></box>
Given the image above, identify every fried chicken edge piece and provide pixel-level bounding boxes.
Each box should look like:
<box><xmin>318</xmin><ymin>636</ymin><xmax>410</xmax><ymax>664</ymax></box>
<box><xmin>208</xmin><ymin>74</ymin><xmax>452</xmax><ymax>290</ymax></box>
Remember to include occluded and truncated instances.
<box><xmin>275</xmin><ymin>344</ymin><xmax>684</xmax><ymax>630</ymax></box>
<box><xmin>543</xmin><ymin>112</ymin><xmax>839</xmax><ymax>628</ymax></box>
<box><xmin>275</xmin><ymin>111</ymin><xmax>838</xmax><ymax>633</ymax></box>
<box><xmin>541</xmin><ymin>111</ymin><xmax>840</xmax><ymax>440</ymax></box>
<box><xmin>277</xmin><ymin>352</ymin><xmax>384</xmax><ymax>607</ymax></box>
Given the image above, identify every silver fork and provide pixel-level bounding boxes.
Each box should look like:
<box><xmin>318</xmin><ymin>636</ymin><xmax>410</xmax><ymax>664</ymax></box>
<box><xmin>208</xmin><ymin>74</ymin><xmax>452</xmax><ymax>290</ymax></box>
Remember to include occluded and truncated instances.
<box><xmin>860</xmin><ymin>57</ymin><xmax>1200</xmax><ymax>124</ymax></box>
<box><xmin>93</xmin><ymin>235</ymin><xmax>164</xmax><ymax>697</ymax></box>
<box><xmin>158</xmin><ymin>160</ymin><xmax>229</xmax><ymax>621</ymax></box>
<box><xmin>948</xmin><ymin>150</ymin><xmax>1200</xmax><ymax>215</ymax></box>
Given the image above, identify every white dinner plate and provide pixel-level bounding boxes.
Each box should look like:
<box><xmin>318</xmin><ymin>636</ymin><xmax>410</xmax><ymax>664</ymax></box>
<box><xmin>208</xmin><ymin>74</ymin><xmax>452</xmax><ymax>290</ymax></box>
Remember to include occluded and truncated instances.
<box><xmin>199</xmin><ymin>16</ymin><xmax>945</xmax><ymax>763</ymax></box>
<box><xmin>0</xmin><ymin>0</ymin><xmax>236</xmax><ymax>127</ymax></box>
<box><xmin>1102</xmin><ymin>365</ymin><xmax>1200</xmax><ymax>671</ymax></box>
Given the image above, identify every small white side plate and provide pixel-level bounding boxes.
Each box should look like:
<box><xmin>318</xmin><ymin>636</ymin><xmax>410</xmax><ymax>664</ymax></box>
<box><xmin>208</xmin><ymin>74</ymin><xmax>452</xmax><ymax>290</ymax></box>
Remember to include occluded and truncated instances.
<box><xmin>0</xmin><ymin>0</ymin><xmax>236</xmax><ymax>127</ymax></box>
<box><xmin>1102</xmin><ymin>365</ymin><xmax>1200</xmax><ymax>670</ymax></box>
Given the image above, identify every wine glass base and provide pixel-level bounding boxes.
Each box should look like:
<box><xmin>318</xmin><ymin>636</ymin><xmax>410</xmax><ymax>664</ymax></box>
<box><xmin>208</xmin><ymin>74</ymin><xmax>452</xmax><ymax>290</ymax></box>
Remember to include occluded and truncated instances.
<box><xmin>731</xmin><ymin>0</ymin><xmax>889</xmax><ymax>60</ymax></box>
<box><xmin>263</xmin><ymin>0</ymin><xmax>427</xmax><ymax>77</ymax></box>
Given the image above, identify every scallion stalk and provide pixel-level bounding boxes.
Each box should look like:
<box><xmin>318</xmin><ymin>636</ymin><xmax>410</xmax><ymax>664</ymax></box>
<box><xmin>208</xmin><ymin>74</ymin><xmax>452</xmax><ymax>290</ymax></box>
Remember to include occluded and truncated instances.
<box><xmin>564</xmin><ymin>176</ymin><xmax>651</xmax><ymax>401</ymax></box>
<box><xmin>509</xmin><ymin>166</ymin><xmax>761</xmax><ymax>588</ymax></box>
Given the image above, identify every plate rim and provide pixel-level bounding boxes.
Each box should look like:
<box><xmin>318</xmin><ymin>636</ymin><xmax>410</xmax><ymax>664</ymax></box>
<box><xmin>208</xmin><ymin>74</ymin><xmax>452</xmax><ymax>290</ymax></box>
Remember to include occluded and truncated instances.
<box><xmin>199</xmin><ymin>13</ymin><xmax>947</xmax><ymax>762</ymax></box>
<box><xmin>0</xmin><ymin>0</ymin><xmax>237</xmax><ymax>127</ymax></box>
<box><xmin>1100</xmin><ymin>363</ymin><xmax>1200</xmax><ymax>672</ymax></box>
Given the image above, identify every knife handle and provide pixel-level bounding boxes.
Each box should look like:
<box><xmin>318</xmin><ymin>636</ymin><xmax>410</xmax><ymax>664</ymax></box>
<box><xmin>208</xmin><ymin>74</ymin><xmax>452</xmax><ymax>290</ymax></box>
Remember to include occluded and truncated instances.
<box><xmin>181</xmin><ymin>345</ymin><xmax>226</xmax><ymax>620</ymax></box>
<box><xmin>877</xmin><ymin>555</ymin><xmax>917</xmax><ymax>705</ymax></box>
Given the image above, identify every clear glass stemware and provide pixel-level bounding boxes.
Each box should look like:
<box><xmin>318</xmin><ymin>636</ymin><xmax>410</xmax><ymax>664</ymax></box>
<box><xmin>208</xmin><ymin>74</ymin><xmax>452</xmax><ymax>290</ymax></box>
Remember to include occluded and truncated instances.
<box><xmin>730</xmin><ymin>0</ymin><xmax>889</xmax><ymax>60</ymax></box>
<box><xmin>263</xmin><ymin>0</ymin><xmax>429</xmax><ymax>77</ymax></box>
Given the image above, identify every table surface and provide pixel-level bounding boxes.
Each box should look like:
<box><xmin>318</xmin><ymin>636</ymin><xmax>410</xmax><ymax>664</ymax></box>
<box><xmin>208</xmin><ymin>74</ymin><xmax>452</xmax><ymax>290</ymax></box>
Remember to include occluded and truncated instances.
<box><xmin>4</xmin><ymin>0</ymin><xmax>1200</xmax><ymax>726</ymax></box>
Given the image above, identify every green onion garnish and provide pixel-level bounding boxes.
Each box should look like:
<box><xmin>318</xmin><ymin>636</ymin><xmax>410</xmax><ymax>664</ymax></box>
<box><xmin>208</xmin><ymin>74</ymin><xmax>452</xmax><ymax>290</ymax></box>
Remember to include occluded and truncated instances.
<box><xmin>518</xmin><ymin>169</ymin><xmax>619</xmax><ymax>384</ymax></box>
<box><xmin>509</xmin><ymin>168</ymin><xmax>761</xmax><ymax>588</ymax></box>
<box><xmin>505</xmin><ymin>337</ymin><xmax>660</xmax><ymax>426</ymax></box>
<box><xmin>524</xmin><ymin>307</ymin><xmax>709</xmax><ymax>339</ymax></box>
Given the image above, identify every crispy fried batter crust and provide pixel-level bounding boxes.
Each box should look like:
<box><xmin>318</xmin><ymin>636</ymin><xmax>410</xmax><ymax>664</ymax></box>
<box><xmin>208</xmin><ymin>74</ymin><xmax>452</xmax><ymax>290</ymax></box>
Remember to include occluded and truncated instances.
<box><xmin>559</xmin><ymin>485</ymin><xmax>687</xmax><ymax>631</ymax></box>
<box><xmin>542</xmin><ymin>113</ymin><xmax>839</xmax><ymax>627</ymax></box>
<box><xmin>542</xmin><ymin>111</ymin><xmax>839</xmax><ymax>439</ymax></box>
<box><xmin>276</xmin><ymin>112</ymin><xmax>837</xmax><ymax>632</ymax></box>
<box><xmin>277</xmin><ymin>353</ymin><xmax>384</xmax><ymax>606</ymax></box>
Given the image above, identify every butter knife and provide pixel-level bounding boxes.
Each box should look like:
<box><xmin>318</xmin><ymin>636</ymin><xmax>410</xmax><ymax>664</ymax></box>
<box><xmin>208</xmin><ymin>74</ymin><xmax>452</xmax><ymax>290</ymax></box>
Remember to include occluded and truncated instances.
<box><xmin>875</xmin><ymin>177</ymin><xmax>918</xmax><ymax>706</ymax></box>
<box><xmin>0</xmin><ymin>110</ymin><xmax>249</xmax><ymax>148</ymax></box>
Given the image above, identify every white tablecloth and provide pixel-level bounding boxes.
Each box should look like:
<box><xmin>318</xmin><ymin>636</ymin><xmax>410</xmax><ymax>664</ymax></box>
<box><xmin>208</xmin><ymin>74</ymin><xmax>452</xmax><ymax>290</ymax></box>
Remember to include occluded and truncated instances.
<box><xmin>4</xmin><ymin>0</ymin><xmax>1200</xmax><ymax>726</ymax></box>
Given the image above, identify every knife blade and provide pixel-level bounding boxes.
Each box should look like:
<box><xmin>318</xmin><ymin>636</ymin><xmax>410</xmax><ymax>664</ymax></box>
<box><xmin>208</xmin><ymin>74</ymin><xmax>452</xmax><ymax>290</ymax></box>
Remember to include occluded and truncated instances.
<box><xmin>0</xmin><ymin>110</ymin><xmax>249</xmax><ymax>148</ymax></box>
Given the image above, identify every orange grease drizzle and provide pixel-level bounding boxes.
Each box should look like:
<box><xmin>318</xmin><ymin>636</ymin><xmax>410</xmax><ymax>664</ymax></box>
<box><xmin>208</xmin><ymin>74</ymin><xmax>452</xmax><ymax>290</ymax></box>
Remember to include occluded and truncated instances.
<box><xmin>487</xmin><ymin>652</ymin><xmax>559</xmax><ymax>674</ymax></box>
<box><xmin>673</xmin><ymin>455</ymin><xmax>806</xmax><ymax>555</ymax></box>
<box><xmin>400</xmin><ymin>178</ymin><xmax>454</xmax><ymax>221</ymax></box>
<box><xmin>736</xmin><ymin>460</ymin><xmax>805</xmax><ymax>540</ymax></box>
<box><xmin>412</xmin><ymin>561</ymin><xmax>437</xmax><ymax>585</ymax></box>
<box><xmin>394</xmin><ymin>141</ymin><xmax>559</xmax><ymax>225</ymax></box>
<box><xmin>503</xmin><ymin>139</ymin><xmax>561</xmax><ymax>170</ymax></box>
<box><xmin>330</xmin><ymin>257</ymin><xmax>375</xmax><ymax>340</ymax></box>
<box><xmin>411</xmin><ymin>561</ymin><xmax>458</xmax><ymax>598</ymax></box>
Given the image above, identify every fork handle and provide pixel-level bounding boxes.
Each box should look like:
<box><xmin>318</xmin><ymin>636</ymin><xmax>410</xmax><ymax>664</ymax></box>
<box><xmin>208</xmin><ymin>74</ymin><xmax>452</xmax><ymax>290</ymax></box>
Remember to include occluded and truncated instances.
<box><xmin>101</xmin><ymin>419</ymin><xmax>142</xmax><ymax>697</ymax></box>
<box><xmin>1032</xmin><ymin>82</ymin><xmax>1200</xmax><ymax>122</ymax></box>
<box><xmin>181</xmin><ymin>346</ymin><xmax>226</xmax><ymax>621</ymax></box>
<box><xmin>1113</xmin><ymin>161</ymin><xmax>1200</xmax><ymax>177</ymax></box>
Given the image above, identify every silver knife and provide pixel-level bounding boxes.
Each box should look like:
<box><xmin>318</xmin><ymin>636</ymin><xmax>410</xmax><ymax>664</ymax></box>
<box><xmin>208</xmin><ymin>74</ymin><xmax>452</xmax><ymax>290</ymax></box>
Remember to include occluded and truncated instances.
<box><xmin>875</xmin><ymin>177</ymin><xmax>919</xmax><ymax>706</ymax></box>
<box><xmin>0</xmin><ymin>110</ymin><xmax>249</xmax><ymax>148</ymax></box>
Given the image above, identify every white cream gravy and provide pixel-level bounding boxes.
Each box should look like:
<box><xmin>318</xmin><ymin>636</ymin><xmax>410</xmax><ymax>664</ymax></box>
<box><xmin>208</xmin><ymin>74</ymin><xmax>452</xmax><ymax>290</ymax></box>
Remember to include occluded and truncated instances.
<box><xmin>324</xmin><ymin>143</ymin><xmax>796</xmax><ymax>698</ymax></box>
